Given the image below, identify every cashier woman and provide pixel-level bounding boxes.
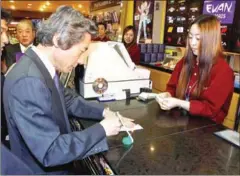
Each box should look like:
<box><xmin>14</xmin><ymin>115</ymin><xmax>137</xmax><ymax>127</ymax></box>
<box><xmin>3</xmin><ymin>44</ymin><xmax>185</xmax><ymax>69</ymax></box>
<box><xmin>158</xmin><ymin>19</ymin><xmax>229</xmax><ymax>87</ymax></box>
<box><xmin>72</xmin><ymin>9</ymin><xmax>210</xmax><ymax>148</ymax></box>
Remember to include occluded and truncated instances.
<box><xmin>156</xmin><ymin>14</ymin><xmax>234</xmax><ymax>124</ymax></box>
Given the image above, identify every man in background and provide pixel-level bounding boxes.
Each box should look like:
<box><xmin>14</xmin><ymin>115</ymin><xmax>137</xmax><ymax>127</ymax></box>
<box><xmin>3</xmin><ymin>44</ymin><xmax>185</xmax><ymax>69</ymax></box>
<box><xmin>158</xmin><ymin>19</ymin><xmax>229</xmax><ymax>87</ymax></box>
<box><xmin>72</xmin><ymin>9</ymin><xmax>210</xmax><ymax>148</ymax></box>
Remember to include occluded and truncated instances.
<box><xmin>93</xmin><ymin>22</ymin><xmax>111</xmax><ymax>42</ymax></box>
<box><xmin>3</xmin><ymin>19</ymin><xmax>35</xmax><ymax>69</ymax></box>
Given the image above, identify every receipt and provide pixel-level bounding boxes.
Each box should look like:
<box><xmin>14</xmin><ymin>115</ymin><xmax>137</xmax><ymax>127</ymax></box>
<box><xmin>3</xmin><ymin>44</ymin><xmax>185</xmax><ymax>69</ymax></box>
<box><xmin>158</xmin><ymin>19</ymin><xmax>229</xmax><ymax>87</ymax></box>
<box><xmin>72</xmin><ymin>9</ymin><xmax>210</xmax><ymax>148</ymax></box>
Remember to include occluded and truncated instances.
<box><xmin>120</xmin><ymin>124</ymin><xmax>143</xmax><ymax>132</ymax></box>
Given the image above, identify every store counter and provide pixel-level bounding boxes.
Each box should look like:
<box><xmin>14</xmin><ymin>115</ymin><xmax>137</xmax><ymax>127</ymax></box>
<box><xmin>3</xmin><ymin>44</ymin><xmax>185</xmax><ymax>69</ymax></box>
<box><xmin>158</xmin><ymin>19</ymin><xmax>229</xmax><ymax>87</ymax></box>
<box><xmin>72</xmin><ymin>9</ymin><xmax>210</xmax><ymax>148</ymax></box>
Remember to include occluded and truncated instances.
<box><xmin>77</xmin><ymin>99</ymin><xmax>240</xmax><ymax>175</ymax></box>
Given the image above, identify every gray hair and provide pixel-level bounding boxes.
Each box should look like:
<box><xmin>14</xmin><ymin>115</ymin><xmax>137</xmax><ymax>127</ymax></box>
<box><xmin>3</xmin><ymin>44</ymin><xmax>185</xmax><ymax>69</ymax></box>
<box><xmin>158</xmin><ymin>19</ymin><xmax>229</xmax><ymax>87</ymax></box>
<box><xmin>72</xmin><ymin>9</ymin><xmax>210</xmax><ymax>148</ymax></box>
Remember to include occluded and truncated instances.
<box><xmin>17</xmin><ymin>19</ymin><xmax>34</xmax><ymax>31</ymax></box>
<box><xmin>37</xmin><ymin>6</ymin><xmax>97</xmax><ymax>50</ymax></box>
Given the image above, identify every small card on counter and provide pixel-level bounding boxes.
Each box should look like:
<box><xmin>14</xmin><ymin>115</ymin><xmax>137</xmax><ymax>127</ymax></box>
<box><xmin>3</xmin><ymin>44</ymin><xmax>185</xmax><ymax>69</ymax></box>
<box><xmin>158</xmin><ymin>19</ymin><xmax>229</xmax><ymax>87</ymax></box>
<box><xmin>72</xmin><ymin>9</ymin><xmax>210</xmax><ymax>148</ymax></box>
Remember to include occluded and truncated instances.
<box><xmin>120</xmin><ymin>124</ymin><xmax>143</xmax><ymax>132</ymax></box>
<box><xmin>214</xmin><ymin>129</ymin><xmax>240</xmax><ymax>147</ymax></box>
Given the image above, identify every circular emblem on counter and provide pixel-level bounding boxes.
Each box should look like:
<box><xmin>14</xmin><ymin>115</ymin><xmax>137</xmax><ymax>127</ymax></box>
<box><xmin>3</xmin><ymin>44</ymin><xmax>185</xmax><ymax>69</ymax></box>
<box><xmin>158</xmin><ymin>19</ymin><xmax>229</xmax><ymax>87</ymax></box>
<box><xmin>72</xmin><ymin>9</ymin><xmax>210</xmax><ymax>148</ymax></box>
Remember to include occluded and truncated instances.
<box><xmin>92</xmin><ymin>78</ymin><xmax>108</xmax><ymax>94</ymax></box>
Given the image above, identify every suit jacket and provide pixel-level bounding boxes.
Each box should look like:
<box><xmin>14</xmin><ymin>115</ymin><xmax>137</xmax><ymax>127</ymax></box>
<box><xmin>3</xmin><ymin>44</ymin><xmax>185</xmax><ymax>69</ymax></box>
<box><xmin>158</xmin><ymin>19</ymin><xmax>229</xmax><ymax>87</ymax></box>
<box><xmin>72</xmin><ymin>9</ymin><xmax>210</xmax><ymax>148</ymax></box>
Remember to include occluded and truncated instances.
<box><xmin>1</xmin><ymin>73</ymin><xmax>8</xmax><ymax>141</ymax></box>
<box><xmin>1</xmin><ymin>144</ymin><xmax>34</xmax><ymax>175</ymax></box>
<box><xmin>4</xmin><ymin>43</ymin><xmax>21</xmax><ymax>68</ymax></box>
<box><xmin>3</xmin><ymin>48</ymin><xmax>108</xmax><ymax>174</ymax></box>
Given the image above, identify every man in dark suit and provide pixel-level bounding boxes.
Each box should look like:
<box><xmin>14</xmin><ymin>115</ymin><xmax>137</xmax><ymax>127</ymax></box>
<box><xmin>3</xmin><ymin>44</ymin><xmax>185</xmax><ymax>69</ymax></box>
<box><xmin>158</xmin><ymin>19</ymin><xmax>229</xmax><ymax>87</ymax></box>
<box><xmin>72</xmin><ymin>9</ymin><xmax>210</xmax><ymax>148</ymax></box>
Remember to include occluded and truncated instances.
<box><xmin>1</xmin><ymin>8</ymin><xmax>35</xmax><ymax>175</ymax></box>
<box><xmin>1</xmin><ymin>144</ymin><xmax>34</xmax><ymax>175</ymax></box>
<box><xmin>3</xmin><ymin>19</ymin><xmax>35</xmax><ymax>69</ymax></box>
<box><xmin>3</xmin><ymin>6</ymin><xmax>134</xmax><ymax>174</ymax></box>
<box><xmin>1</xmin><ymin>9</ymin><xmax>11</xmax><ymax>144</ymax></box>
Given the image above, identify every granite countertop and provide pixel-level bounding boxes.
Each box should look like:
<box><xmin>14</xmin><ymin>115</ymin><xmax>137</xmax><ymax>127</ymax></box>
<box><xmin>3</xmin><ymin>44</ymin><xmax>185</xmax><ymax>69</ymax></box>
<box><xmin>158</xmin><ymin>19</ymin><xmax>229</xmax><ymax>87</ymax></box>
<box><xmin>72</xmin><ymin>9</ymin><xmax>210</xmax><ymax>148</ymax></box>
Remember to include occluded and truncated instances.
<box><xmin>80</xmin><ymin>99</ymin><xmax>240</xmax><ymax>175</ymax></box>
<box><xmin>105</xmin><ymin>125</ymin><xmax>239</xmax><ymax>175</ymax></box>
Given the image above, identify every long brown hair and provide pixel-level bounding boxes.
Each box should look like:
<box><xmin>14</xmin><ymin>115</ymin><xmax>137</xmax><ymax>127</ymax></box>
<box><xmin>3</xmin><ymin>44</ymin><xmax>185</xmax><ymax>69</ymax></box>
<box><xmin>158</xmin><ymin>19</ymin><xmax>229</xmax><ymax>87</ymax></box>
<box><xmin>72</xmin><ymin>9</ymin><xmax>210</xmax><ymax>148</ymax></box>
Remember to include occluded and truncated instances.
<box><xmin>176</xmin><ymin>15</ymin><xmax>223</xmax><ymax>99</ymax></box>
<box><xmin>122</xmin><ymin>25</ymin><xmax>137</xmax><ymax>49</ymax></box>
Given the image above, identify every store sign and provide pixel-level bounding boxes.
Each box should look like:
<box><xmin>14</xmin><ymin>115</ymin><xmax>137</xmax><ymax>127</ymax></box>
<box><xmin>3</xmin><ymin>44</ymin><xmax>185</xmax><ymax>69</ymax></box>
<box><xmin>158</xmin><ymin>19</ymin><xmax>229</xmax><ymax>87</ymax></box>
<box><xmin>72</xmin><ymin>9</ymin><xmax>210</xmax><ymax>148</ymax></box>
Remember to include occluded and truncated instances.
<box><xmin>90</xmin><ymin>0</ymin><xmax>121</xmax><ymax>12</ymax></box>
<box><xmin>203</xmin><ymin>0</ymin><xmax>236</xmax><ymax>24</ymax></box>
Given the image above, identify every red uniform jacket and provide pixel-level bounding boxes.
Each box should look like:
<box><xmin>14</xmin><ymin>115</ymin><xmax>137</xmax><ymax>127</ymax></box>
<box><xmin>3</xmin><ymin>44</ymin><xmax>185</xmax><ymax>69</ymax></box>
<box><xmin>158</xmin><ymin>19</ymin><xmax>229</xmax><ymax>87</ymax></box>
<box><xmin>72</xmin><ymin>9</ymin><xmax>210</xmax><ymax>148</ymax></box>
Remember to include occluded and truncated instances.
<box><xmin>127</xmin><ymin>43</ymin><xmax>140</xmax><ymax>65</ymax></box>
<box><xmin>166</xmin><ymin>57</ymin><xmax>234</xmax><ymax>123</ymax></box>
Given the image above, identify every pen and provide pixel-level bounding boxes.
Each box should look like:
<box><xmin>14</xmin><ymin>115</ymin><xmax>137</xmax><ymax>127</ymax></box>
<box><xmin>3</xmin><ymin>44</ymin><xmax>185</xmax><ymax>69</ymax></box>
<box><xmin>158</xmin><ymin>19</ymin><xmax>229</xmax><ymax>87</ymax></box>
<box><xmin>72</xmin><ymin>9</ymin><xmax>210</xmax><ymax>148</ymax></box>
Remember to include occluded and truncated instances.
<box><xmin>116</xmin><ymin>112</ymin><xmax>134</xmax><ymax>143</ymax></box>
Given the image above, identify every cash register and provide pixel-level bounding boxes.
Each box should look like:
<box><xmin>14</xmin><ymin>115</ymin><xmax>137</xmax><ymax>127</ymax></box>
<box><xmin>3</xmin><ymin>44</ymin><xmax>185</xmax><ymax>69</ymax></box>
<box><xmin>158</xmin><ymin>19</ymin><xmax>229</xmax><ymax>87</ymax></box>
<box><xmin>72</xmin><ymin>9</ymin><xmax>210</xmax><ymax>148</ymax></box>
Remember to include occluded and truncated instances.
<box><xmin>79</xmin><ymin>41</ymin><xmax>152</xmax><ymax>99</ymax></box>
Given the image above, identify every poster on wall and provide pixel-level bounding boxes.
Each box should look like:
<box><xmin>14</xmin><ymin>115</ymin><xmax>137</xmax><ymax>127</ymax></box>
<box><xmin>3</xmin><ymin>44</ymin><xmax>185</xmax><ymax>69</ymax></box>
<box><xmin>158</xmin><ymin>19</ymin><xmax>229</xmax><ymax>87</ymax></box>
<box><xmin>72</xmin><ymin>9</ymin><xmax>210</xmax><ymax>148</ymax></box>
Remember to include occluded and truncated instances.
<box><xmin>203</xmin><ymin>0</ymin><xmax>236</xmax><ymax>24</ymax></box>
<box><xmin>134</xmin><ymin>1</ymin><xmax>154</xmax><ymax>43</ymax></box>
<box><xmin>164</xmin><ymin>0</ymin><xmax>203</xmax><ymax>47</ymax></box>
<box><xmin>203</xmin><ymin>0</ymin><xmax>237</xmax><ymax>51</ymax></box>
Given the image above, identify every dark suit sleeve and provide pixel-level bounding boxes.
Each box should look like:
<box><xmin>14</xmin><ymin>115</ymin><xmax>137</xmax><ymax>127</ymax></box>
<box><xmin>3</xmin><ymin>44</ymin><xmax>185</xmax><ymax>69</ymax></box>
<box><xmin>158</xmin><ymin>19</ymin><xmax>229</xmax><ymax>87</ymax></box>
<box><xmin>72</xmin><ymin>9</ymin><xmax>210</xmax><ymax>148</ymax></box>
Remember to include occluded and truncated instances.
<box><xmin>8</xmin><ymin>77</ymin><xmax>108</xmax><ymax>167</ymax></box>
<box><xmin>1</xmin><ymin>74</ymin><xmax>8</xmax><ymax>140</ymax></box>
<box><xmin>63</xmin><ymin>87</ymin><xmax>105</xmax><ymax>120</ymax></box>
<box><xmin>4</xmin><ymin>44</ymin><xmax>19</xmax><ymax>68</ymax></box>
<box><xmin>1</xmin><ymin>144</ymin><xmax>34</xmax><ymax>175</ymax></box>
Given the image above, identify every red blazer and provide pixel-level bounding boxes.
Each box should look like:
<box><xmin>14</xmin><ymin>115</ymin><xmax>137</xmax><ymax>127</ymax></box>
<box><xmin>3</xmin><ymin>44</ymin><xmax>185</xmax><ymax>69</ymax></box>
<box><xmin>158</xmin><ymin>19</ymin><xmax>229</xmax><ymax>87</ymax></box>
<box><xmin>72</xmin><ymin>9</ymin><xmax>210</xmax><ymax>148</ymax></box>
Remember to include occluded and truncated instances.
<box><xmin>127</xmin><ymin>43</ymin><xmax>140</xmax><ymax>65</ymax></box>
<box><xmin>166</xmin><ymin>57</ymin><xmax>234</xmax><ymax>124</ymax></box>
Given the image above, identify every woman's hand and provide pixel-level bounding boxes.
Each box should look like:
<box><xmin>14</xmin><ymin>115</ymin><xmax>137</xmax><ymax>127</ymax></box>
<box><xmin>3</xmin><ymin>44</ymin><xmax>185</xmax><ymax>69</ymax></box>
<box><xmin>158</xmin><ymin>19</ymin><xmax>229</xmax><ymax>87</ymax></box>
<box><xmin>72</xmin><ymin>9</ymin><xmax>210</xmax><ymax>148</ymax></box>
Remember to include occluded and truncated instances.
<box><xmin>158</xmin><ymin>97</ymin><xmax>181</xmax><ymax>110</ymax></box>
<box><xmin>156</xmin><ymin>96</ymin><xmax>190</xmax><ymax>111</ymax></box>
<box><xmin>157</xmin><ymin>92</ymin><xmax>172</xmax><ymax>99</ymax></box>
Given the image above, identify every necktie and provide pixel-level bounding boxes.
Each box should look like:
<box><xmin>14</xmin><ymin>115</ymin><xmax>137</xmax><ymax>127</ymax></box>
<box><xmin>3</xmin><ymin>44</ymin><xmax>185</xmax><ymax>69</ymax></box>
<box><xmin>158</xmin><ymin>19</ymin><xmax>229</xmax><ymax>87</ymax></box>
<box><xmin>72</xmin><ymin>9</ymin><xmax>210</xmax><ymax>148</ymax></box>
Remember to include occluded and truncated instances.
<box><xmin>15</xmin><ymin>52</ymin><xmax>24</xmax><ymax>62</ymax></box>
<box><xmin>53</xmin><ymin>73</ymin><xmax>72</xmax><ymax>132</ymax></box>
<box><xmin>53</xmin><ymin>74</ymin><xmax>60</xmax><ymax>92</ymax></box>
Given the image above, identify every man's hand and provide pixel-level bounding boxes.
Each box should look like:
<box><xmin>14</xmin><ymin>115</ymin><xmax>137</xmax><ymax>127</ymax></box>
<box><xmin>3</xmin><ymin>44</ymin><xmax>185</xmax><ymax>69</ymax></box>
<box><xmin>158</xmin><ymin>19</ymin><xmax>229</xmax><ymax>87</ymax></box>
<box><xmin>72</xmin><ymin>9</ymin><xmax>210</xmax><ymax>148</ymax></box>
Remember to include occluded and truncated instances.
<box><xmin>100</xmin><ymin>118</ymin><xmax>121</xmax><ymax>136</ymax></box>
<box><xmin>103</xmin><ymin>108</ymin><xmax>135</xmax><ymax>128</ymax></box>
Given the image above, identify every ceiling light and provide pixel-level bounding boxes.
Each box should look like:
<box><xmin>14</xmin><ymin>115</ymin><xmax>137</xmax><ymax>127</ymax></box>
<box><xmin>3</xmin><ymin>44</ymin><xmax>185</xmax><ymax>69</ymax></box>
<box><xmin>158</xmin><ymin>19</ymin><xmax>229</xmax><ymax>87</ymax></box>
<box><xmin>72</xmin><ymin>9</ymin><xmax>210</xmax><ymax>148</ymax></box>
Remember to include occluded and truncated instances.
<box><xmin>43</xmin><ymin>5</ymin><xmax>47</xmax><ymax>9</ymax></box>
<box><xmin>46</xmin><ymin>1</ymin><xmax>50</xmax><ymax>6</ymax></box>
<box><xmin>150</xmin><ymin>146</ymin><xmax>155</xmax><ymax>152</ymax></box>
<box><xmin>9</xmin><ymin>0</ymin><xmax>14</xmax><ymax>3</ymax></box>
<box><xmin>27</xmin><ymin>6</ymin><xmax>31</xmax><ymax>8</ymax></box>
<box><xmin>10</xmin><ymin>5</ymin><xmax>15</xmax><ymax>9</ymax></box>
<box><xmin>78</xmin><ymin>4</ymin><xmax>82</xmax><ymax>8</ymax></box>
<box><xmin>40</xmin><ymin>8</ymin><xmax>44</xmax><ymax>12</ymax></box>
<box><xmin>27</xmin><ymin>4</ymin><xmax>32</xmax><ymax>6</ymax></box>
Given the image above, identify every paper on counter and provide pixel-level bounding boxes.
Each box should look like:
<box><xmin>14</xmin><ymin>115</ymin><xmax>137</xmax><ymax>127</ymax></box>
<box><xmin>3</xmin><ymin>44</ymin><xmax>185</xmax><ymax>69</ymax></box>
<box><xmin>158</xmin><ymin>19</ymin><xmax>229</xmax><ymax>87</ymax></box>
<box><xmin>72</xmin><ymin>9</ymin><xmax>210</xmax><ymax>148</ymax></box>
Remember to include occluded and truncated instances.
<box><xmin>214</xmin><ymin>129</ymin><xmax>240</xmax><ymax>147</ymax></box>
<box><xmin>120</xmin><ymin>124</ymin><xmax>143</xmax><ymax>132</ymax></box>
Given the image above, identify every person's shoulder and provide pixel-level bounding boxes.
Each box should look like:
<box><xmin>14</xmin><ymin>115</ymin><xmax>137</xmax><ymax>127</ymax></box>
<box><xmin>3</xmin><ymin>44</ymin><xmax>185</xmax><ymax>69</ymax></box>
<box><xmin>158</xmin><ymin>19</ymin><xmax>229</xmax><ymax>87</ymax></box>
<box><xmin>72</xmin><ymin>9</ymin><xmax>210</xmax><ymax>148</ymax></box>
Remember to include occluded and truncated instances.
<box><xmin>175</xmin><ymin>58</ymin><xmax>184</xmax><ymax>67</ymax></box>
<box><xmin>130</xmin><ymin>43</ymin><xmax>140</xmax><ymax>50</ymax></box>
<box><xmin>5</xmin><ymin>56</ymin><xmax>39</xmax><ymax>82</ymax></box>
<box><xmin>212</xmin><ymin>56</ymin><xmax>233</xmax><ymax>77</ymax></box>
<box><xmin>104</xmin><ymin>36</ymin><xmax>111</xmax><ymax>41</ymax></box>
<box><xmin>5</xmin><ymin>43</ymin><xmax>20</xmax><ymax>51</ymax></box>
<box><xmin>215</xmin><ymin>56</ymin><xmax>233</xmax><ymax>72</ymax></box>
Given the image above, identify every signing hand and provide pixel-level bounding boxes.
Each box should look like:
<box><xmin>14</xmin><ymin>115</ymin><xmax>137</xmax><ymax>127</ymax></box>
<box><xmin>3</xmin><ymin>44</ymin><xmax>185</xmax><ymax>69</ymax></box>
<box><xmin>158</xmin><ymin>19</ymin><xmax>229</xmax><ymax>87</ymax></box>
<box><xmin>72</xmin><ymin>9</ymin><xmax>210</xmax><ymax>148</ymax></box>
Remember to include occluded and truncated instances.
<box><xmin>100</xmin><ymin>117</ymin><xmax>121</xmax><ymax>136</ymax></box>
<box><xmin>103</xmin><ymin>108</ymin><xmax>135</xmax><ymax>128</ymax></box>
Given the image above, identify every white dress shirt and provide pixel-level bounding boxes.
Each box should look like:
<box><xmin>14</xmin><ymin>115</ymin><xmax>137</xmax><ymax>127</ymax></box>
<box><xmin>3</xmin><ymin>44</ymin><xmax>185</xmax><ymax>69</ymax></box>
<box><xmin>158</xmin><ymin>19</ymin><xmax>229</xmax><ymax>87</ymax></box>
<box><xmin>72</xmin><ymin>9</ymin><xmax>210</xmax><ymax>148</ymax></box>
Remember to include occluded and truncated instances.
<box><xmin>20</xmin><ymin>43</ymin><xmax>33</xmax><ymax>53</ymax></box>
<box><xmin>31</xmin><ymin>46</ymin><xmax>55</xmax><ymax>78</ymax></box>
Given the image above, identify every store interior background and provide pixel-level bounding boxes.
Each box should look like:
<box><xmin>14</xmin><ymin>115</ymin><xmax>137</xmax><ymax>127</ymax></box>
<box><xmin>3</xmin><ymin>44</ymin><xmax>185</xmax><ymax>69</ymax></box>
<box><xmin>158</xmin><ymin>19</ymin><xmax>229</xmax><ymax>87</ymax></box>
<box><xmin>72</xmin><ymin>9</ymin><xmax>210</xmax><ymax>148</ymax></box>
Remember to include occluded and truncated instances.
<box><xmin>2</xmin><ymin>1</ymin><xmax>166</xmax><ymax>45</ymax></box>
<box><xmin>2</xmin><ymin>0</ymin><xmax>240</xmax><ymax>130</ymax></box>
